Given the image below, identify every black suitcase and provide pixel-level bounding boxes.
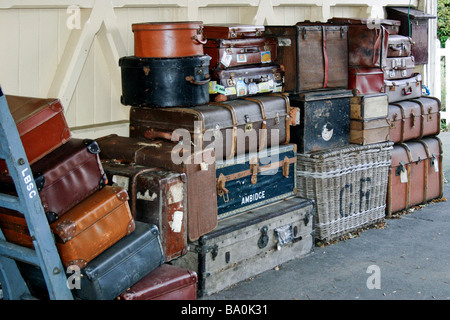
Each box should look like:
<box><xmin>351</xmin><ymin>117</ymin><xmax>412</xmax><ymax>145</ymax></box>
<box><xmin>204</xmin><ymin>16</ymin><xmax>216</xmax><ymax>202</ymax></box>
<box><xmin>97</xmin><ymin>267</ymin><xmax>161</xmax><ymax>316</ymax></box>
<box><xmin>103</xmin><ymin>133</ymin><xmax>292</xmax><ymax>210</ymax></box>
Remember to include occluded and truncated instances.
<box><xmin>289</xmin><ymin>89</ymin><xmax>352</xmax><ymax>153</ymax></box>
<box><xmin>119</xmin><ymin>55</ymin><xmax>211</xmax><ymax>107</ymax></box>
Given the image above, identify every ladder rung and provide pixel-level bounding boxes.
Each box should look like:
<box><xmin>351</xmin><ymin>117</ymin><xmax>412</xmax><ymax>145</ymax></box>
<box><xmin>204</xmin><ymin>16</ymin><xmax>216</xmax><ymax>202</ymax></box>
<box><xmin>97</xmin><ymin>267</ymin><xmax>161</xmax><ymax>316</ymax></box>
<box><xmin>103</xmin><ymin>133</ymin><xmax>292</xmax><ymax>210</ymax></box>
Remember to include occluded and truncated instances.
<box><xmin>0</xmin><ymin>193</ymin><xmax>21</xmax><ymax>212</ymax></box>
<box><xmin>0</xmin><ymin>239</ymin><xmax>39</xmax><ymax>266</ymax></box>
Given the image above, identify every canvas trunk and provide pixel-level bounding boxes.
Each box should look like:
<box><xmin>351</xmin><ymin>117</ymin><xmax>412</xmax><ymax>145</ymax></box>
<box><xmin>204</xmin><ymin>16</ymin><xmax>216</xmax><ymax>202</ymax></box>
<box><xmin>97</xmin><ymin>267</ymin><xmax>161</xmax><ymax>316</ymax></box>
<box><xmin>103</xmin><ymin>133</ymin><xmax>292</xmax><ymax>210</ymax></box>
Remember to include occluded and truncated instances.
<box><xmin>171</xmin><ymin>196</ymin><xmax>315</xmax><ymax>297</ymax></box>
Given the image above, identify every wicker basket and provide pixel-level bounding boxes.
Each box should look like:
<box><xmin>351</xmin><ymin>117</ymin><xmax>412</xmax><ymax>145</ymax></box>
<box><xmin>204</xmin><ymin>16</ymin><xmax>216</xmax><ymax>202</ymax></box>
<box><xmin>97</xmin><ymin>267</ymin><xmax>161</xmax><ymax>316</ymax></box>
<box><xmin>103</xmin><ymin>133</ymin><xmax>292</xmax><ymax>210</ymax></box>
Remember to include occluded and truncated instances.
<box><xmin>296</xmin><ymin>142</ymin><xmax>393</xmax><ymax>241</ymax></box>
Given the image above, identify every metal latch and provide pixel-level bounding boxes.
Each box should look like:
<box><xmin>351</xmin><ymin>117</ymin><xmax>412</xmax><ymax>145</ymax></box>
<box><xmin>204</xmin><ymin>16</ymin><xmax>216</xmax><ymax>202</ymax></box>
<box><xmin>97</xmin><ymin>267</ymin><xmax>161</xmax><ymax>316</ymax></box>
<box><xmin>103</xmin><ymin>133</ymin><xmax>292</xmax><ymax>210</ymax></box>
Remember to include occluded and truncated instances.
<box><xmin>195</xmin><ymin>244</ymin><xmax>219</xmax><ymax>260</ymax></box>
<box><xmin>396</xmin><ymin>161</ymin><xmax>406</xmax><ymax>176</ymax></box>
<box><xmin>257</xmin><ymin>226</ymin><xmax>269</xmax><ymax>249</ymax></box>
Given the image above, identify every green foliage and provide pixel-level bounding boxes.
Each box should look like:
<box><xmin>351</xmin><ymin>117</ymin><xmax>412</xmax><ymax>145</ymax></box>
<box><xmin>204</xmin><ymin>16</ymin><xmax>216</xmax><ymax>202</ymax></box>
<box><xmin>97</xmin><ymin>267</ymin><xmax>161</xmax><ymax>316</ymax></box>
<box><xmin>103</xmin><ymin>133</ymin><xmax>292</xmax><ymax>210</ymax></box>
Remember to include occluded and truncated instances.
<box><xmin>438</xmin><ymin>0</ymin><xmax>450</xmax><ymax>46</ymax></box>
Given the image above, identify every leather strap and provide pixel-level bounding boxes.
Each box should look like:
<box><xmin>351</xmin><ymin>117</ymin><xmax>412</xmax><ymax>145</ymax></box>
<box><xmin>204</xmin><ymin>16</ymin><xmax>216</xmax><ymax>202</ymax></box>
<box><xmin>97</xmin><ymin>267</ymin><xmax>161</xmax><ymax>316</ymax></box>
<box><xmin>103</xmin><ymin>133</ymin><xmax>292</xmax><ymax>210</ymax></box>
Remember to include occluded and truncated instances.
<box><xmin>267</xmin><ymin>93</ymin><xmax>291</xmax><ymax>144</ymax></box>
<box><xmin>242</xmin><ymin>97</ymin><xmax>267</xmax><ymax>152</ymax></box>
<box><xmin>210</xmin><ymin>102</ymin><xmax>238</xmax><ymax>159</ymax></box>
<box><xmin>322</xmin><ymin>26</ymin><xmax>329</xmax><ymax>88</ymax></box>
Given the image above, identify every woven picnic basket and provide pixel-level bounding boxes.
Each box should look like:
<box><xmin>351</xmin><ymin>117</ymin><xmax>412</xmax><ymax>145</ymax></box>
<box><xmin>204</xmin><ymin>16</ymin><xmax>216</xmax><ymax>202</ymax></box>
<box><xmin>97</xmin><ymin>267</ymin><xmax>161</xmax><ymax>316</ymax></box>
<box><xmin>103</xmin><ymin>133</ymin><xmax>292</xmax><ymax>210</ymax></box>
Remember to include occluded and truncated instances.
<box><xmin>296</xmin><ymin>142</ymin><xmax>393</xmax><ymax>241</ymax></box>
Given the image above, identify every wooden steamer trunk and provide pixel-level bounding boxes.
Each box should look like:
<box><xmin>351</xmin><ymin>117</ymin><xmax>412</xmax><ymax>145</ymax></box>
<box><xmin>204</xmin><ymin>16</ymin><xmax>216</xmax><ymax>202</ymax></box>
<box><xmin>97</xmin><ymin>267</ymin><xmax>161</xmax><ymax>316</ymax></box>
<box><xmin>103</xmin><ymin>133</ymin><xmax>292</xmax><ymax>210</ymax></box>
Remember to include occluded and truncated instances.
<box><xmin>386</xmin><ymin>137</ymin><xmax>444</xmax><ymax>217</ymax></box>
<box><xmin>101</xmin><ymin>161</ymin><xmax>188</xmax><ymax>262</ymax></box>
<box><xmin>296</xmin><ymin>142</ymin><xmax>393</xmax><ymax>241</ymax></box>
<box><xmin>171</xmin><ymin>196</ymin><xmax>315</xmax><ymax>297</ymax></box>
<box><xmin>289</xmin><ymin>89</ymin><xmax>352</xmax><ymax>153</ymax></box>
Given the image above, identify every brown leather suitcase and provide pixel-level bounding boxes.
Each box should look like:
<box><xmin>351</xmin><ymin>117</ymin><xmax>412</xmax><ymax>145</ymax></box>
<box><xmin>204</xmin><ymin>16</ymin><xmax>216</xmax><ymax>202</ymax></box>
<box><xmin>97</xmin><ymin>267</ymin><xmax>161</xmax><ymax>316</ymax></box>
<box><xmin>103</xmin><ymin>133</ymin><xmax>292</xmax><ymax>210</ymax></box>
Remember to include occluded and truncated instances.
<box><xmin>387</xmin><ymin>96</ymin><xmax>441</xmax><ymax>143</ymax></box>
<box><xmin>386</xmin><ymin>136</ymin><xmax>444</xmax><ymax>217</ymax></box>
<box><xmin>101</xmin><ymin>160</ymin><xmax>188</xmax><ymax>262</ymax></box>
<box><xmin>129</xmin><ymin>94</ymin><xmax>290</xmax><ymax>160</ymax></box>
<box><xmin>0</xmin><ymin>207</ymin><xmax>35</xmax><ymax>249</ymax></box>
<box><xmin>209</xmin><ymin>64</ymin><xmax>284</xmax><ymax>101</ymax></box>
<box><xmin>350</xmin><ymin>118</ymin><xmax>390</xmax><ymax>145</ymax></box>
<box><xmin>132</xmin><ymin>21</ymin><xmax>205</xmax><ymax>58</ymax></box>
<box><xmin>264</xmin><ymin>24</ymin><xmax>348</xmax><ymax>92</ymax></box>
<box><xmin>204</xmin><ymin>37</ymin><xmax>277</xmax><ymax>69</ymax></box>
<box><xmin>0</xmin><ymin>95</ymin><xmax>71</xmax><ymax>175</ymax></box>
<box><xmin>386</xmin><ymin>35</ymin><xmax>413</xmax><ymax>57</ymax></box>
<box><xmin>328</xmin><ymin>17</ymin><xmax>389</xmax><ymax>68</ymax></box>
<box><xmin>50</xmin><ymin>185</ymin><xmax>135</xmax><ymax>269</ymax></box>
<box><xmin>383</xmin><ymin>56</ymin><xmax>415</xmax><ymax>80</ymax></box>
<box><xmin>383</xmin><ymin>73</ymin><xmax>422</xmax><ymax>103</ymax></box>
<box><xmin>95</xmin><ymin>134</ymin><xmax>217</xmax><ymax>242</ymax></box>
<box><xmin>348</xmin><ymin>67</ymin><xmax>384</xmax><ymax>95</ymax></box>
<box><xmin>203</xmin><ymin>24</ymin><xmax>265</xmax><ymax>39</ymax></box>
<box><xmin>0</xmin><ymin>138</ymin><xmax>107</xmax><ymax>223</ymax></box>
<box><xmin>118</xmin><ymin>264</ymin><xmax>197</xmax><ymax>300</ymax></box>
<box><xmin>386</xmin><ymin>7</ymin><xmax>436</xmax><ymax>65</ymax></box>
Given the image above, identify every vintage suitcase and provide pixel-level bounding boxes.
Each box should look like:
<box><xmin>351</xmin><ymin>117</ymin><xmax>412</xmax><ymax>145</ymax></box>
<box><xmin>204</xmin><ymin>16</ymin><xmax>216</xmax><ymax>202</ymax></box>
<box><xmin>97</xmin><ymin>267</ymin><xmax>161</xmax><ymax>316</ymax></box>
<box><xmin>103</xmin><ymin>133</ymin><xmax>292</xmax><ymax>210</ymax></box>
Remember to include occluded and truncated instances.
<box><xmin>204</xmin><ymin>37</ymin><xmax>277</xmax><ymax>69</ymax></box>
<box><xmin>386</xmin><ymin>137</ymin><xmax>443</xmax><ymax>216</ymax></box>
<box><xmin>95</xmin><ymin>134</ymin><xmax>217</xmax><ymax>242</ymax></box>
<box><xmin>296</xmin><ymin>141</ymin><xmax>393</xmax><ymax>241</ymax></box>
<box><xmin>350</xmin><ymin>93</ymin><xmax>389</xmax><ymax>121</ymax></box>
<box><xmin>118</xmin><ymin>263</ymin><xmax>197</xmax><ymax>300</ymax></box>
<box><xmin>171</xmin><ymin>195</ymin><xmax>315</xmax><ymax>297</ymax></box>
<box><xmin>203</xmin><ymin>24</ymin><xmax>265</xmax><ymax>39</ymax></box>
<box><xmin>328</xmin><ymin>17</ymin><xmax>389</xmax><ymax>68</ymax></box>
<box><xmin>119</xmin><ymin>55</ymin><xmax>211</xmax><ymax>108</ymax></box>
<box><xmin>0</xmin><ymin>207</ymin><xmax>35</xmax><ymax>249</ymax></box>
<box><xmin>264</xmin><ymin>24</ymin><xmax>348</xmax><ymax>93</ymax></box>
<box><xmin>216</xmin><ymin>144</ymin><xmax>297</xmax><ymax>220</ymax></box>
<box><xmin>386</xmin><ymin>7</ymin><xmax>436</xmax><ymax>65</ymax></box>
<box><xmin>129</xmin><ymin>94</ymin><xmax>290</xmax><ymax>161</ymax></box>
<box><xmin>209</xmin><ymin>64</ymin><xmax>284</xmax><ymax>101</ymax></box>
<box><xmin>387</xmin><ymin>96</ymin><xmax>441</xmax><ymax>143</ymax></box>
<box><xmin>289</xmin><ymin>89</ymin><xmax>352</xmax><ymax>153</ymax></box>
<box><xmin>350</xmin><ymin>118</ymin><xmax>390</xmax><ymax>145</ymax></box>
<box><xmin>101</xmin><ymin>160</ymin><xmax>187</xmax><ymax>262</ymax></box>
<box><xmin>73</xmin><ymin>221</ymin><xmax>165</xmax><ymax>300</ymax></box>
<box><xmin>348</xmin><ymin>66</ymin><xmax>384</xmax><ymax>95</ymax></box>
<box><xmin>0</xmin><ymin>138</ymin><xmax>107</xmax><ymax>223</ymax></box>
<box><xmin>383</xmin><ymin>73</ymin><xmax>422</xmax><ymax>103</ymax></box>
<box><xmin>0</xmin><ymin>95</ymin><xmax>71</xmax><ymax>175</ymax></box>
<box><xmin>386</xmin><ymin>35</ymin><xmax>413</xmax><ymax>57</ymax></box>
<box><xmin>383</xmin><ymin>56</ymin><xmax>415</xmax><ymax>80</ymax></box>
<box><xmin>132</xmin><ymin>21</ymin><xmax>205</xmax><ymax>58</ymax></box>
<box><xmin>50</xmin><ymin>185</ymin><xmax>135</xmax><ymax>269</ymax></box>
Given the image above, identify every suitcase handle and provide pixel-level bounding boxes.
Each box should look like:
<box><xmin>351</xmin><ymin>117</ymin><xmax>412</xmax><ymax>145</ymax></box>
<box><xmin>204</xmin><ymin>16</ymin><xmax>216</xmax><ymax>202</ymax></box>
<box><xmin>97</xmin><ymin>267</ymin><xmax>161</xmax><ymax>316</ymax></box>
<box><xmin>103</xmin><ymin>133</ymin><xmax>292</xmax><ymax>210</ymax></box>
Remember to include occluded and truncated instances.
<box><xmin>185</xmin><ymin>75</ymin><xmax>210</xmax><ymax>86</ymax></box>
<box><xmin>192</xmin><ymin>33</ymin><xmax>207</xmax><ymax>45</ymax></box>
<box><xmin>402</xmin><ymin>87</ymin><xmax>413</xmax><ymax>96</ymax></box>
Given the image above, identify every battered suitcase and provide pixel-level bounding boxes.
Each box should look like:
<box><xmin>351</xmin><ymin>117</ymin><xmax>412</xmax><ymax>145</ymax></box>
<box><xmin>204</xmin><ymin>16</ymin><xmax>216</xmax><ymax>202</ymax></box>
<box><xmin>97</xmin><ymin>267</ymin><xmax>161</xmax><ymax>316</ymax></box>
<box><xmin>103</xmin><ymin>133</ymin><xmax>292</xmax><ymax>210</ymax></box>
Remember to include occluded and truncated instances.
<box><xmin>95</xmin><ymin>134</ymin><xmax>217</xmax><ymax>242</ymax></box>
<box><xmin>216</xmin><ymin>144</ymin><xmax>297</xmax><ymax>220</ymax></box>
<box><xmin>132</xmin><ymin>21</ymin><xmax>206</xmax><ymax>58</ymax></box>
<box><xmin>383</xmin><ymin>56</ymin><xmax>415</xmax><ymax>80</ymax></box>
<box><xmin>171</xmin><ymin>196</ymin><xmax>315</xmax><ymax>297</ymax></box>
<box><xmin>348</xmin><ymin>66</ymin><xmax>384</xmax><ymax>95</ymax></box>
<box><xmin>129</xmin><ymin>94</ymin><xmax>290</xmax><ymax>161</ymax></box>
<box><xmin>203</xmin><ymin>24</ymin><xmax>265</xmax><ymax>39</ymax></box>
<box><xmin>101</xmin><ymin>160</ymin><xmax>188</xmax><ymax>262</ymax></box>
<box><xmin>327</xmin><ymin>17</ymin><xmax>389</xmax><ymax>68</ymax></box>
<box><xmin>388</xmin><ymin>96</ymin><xmax>441</xmax><ymax>143</ymax></box>
<box><xmin>386</xmin><ymin>35</ymin><xmax>413</xmax><ymax>57</ymax></box>
<box><xmin>0</xmin><ymin>95</ymin><xmax>71</xmax><ymax>175</ymax></box>
<box><xmin>383</xmin><ymin>73</ymin><xmax>422</xmax><ymax>103</ymax></box>
<box><xmin>289</xmin><ymin>89</ymin><xmax>352</xmax><ymax>153</ymax></box>
<box><xmin>386</xmin><ymin>137</ymin><xmax>443</xmax><ymax>217</ymax></box>
<box><xmin>119</xmin><ymin>55</ymin><xmax>211</xmax><ymax>108</ymax></box>
<box><xmin>73</xmin><ymin>221</ymin><xmax>165</xmax><ymax>300</ymax></box>
<box><xmin>386</xmin><ymin>7</ymin><xmax>436</xmax><ymax>65</ymax></box>
<box><xmin>264</xmin><ymin>24</ymin><xmax>349</xmax><ymax>92</ymax></box>
<box><xmin>350</xmin><ymin>118</ymin><xmax>390</xmax><ymax>145</ymax></box>
<box><xmin>209</xmin><ymin>64</ymin><xmax>284</xmax><ymax>101</ymax></box>
<box><xmin>0</xmin><ymin>138</ymin><xmax>107</xmax><ymax>223</ymax></box>
<box><xmin>350</xmin><ymin>93</ymin><xmax>389</xmax><ymax>121</ymax></box>
<box><xmin>50</xmin><ymin>185</ymin><xmax>135</xmax><ymax>269</ymax></box>
<box><xmin>118</xmin><ymin>263</ymin><xmax>197</xmax><ymax>300</ymax></box>
<box><xmin>204</xmin><ymin>37</ymin><xmax>277</xmax><ymax>69</ymax></box>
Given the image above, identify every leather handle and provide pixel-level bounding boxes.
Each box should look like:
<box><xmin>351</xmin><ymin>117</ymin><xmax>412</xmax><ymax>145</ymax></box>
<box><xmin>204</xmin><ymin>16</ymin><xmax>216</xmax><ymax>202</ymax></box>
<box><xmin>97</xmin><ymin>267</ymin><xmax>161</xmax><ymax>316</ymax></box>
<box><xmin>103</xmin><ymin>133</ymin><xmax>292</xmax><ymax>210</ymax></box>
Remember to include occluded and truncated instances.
<box><xmin>402</xmin><ymin>87</ymin><xmax>413</xmax><ymax>96</ymax></box>
<box><xmin>192</xmin><ymin>32</ymin><xmax>207</xmax><ymax>45</ymax></box>
<box><xmin>186</xmin><ymin>74</ymin><xmax>210</xmax><ymax>86</ymax></box>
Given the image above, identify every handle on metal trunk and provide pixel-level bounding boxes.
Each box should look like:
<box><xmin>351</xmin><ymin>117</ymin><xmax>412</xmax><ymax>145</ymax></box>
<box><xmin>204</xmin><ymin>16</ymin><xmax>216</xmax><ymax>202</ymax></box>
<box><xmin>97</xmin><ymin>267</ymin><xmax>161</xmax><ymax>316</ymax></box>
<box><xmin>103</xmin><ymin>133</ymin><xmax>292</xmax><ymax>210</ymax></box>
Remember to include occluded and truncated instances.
<box><xmin>186</xmin><ymin>74</ymin><xmax>211</xmax><ymax>86</ymax></box>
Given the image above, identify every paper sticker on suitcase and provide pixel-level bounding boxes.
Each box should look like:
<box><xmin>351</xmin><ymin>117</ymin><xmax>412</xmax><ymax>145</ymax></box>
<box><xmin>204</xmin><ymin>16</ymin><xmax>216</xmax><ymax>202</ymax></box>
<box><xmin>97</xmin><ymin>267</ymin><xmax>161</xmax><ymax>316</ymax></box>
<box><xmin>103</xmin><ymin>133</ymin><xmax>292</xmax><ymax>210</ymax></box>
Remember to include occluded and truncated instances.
<box><xmin>101</xmin><ymin>160</ymin><xmax>188</xmax><ymax>262</ymax></box>
<box><xmin>171</xmin><ymin>196</ymin><xmax>315</xmax><ymax>297</ymax></box>
<box><xmin>216</xmin><ymin>144</ymin><xmax>297</xmax><ymax>219</ymax></box>
<box><xmin>0</xmin><ymin>95</ymin><xmax>71</xmax><ymax>174</ymax></box>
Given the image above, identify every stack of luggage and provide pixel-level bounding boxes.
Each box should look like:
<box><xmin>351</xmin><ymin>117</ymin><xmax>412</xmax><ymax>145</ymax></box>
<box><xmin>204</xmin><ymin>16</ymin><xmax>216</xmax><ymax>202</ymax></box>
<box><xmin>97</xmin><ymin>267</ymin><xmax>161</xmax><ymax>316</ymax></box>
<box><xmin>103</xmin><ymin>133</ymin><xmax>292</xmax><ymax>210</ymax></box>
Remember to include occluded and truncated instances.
<box><xmin>0</xmin><ymin>6</ymin><xmax>443</xmax><ymax>300</ymax></box>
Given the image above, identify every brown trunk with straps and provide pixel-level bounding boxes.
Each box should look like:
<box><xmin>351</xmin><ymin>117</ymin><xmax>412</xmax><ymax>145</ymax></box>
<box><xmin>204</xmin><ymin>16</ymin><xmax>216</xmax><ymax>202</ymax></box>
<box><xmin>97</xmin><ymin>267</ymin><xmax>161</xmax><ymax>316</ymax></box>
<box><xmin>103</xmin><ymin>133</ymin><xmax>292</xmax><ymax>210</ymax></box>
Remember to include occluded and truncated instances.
<box><xmin>386</xmin><ymin>137</ymin><xmax>444</xmax><ymax>217</ymax></box>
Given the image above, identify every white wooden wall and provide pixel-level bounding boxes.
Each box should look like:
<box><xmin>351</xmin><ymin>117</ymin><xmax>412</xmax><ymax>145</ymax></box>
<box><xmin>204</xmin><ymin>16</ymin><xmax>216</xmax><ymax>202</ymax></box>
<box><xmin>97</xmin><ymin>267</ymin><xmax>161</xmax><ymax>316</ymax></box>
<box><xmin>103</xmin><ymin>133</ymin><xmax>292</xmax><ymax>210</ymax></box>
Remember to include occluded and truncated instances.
<box><xmin>0</xmin><ymin>0</ymin><xmax>431</xmax><ymax>139</ymax></box>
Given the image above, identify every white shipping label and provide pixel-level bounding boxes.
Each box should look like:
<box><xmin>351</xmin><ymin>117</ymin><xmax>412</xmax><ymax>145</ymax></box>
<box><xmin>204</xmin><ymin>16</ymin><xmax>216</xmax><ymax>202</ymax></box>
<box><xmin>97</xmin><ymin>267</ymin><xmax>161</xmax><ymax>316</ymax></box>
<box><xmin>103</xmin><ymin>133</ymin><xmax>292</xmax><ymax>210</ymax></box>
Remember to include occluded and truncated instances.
<box><xmin>170</xmin><ymin>211</ymin><xmax>184</xmax><ymax>233</ymax></box>
<box><xmin>221</xmin><ymin>52</ymin><xmax>232</xmax><ymax>67</ymax></box>
<box><xmin>168</xmin><ymin>183</ymin><xmax>184</xmax><ymax>205</ymax></box>
<box><xmin>434</xmin><ymin>158</ymin><xmax>439</xmax><ymax>172</ymax></box>
<box><xmin>112</xmin><ymin>175</ymin><xmax>129</xmax><ymax>190</ymax></box>
<box><xmin>400</xmin><ymin>169</ymin><xmax>408</xmax><ymax>183</ymax></box>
